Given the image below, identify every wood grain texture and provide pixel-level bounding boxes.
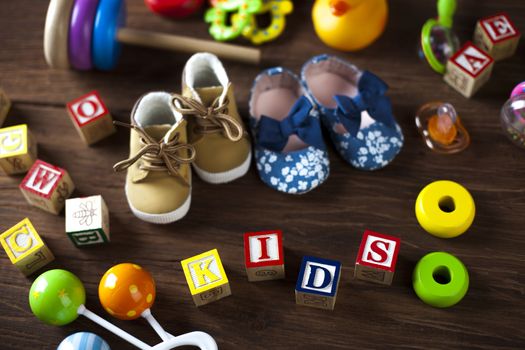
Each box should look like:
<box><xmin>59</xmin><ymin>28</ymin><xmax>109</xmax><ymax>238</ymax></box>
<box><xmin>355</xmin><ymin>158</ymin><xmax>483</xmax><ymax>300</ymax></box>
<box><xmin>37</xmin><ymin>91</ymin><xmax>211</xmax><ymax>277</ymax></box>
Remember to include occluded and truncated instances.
<box><xmin>1</xmin><ymin>1</ymin><xmax>524</xmax><ymax>349</ymax></box>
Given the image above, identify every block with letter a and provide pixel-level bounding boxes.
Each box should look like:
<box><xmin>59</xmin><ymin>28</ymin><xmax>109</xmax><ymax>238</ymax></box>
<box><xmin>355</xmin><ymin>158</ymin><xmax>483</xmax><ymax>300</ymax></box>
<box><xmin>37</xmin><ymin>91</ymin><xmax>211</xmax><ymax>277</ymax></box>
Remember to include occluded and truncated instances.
<box><xmin>19</xmin><ymin>160</ymin><xmax>75</xmax><ymax>215</ymax></box>
<box><xmin>443</xmin><ymin>42</ymin><xmax>494</xmax><ymax>98</ymax></box>
<box><xmin>355</xmin><ymin>230</ymin><xmax>400</xmax><ymax>285</ymax></box>
<box><xmin>473</xmin><ymin>13</ymin><xmax>520</xmax><ymax>61</ymax></box>
<box><xmin>295</xmin><ymin>256</ymin><xmax>342</xmax><ymax>310</ymax></box>
<box><xmin>0</xmin><ymin>124</ymin><xmax>37</xmax><ymax>175</ymax></box>
<box><xmin>65</xmin><ymin>195</ymin><xmax>110</xmax><ymax>247</ymax></box>
<box><xmin>181</xmin><ymin>249</ymin><xmax>231</xmax><ymax>307</ymax></box>
<box><xmin>66</xmin><ymin>91</ymin><xmax>115</xmax><ymax>145</ymax></box>
<box><xmin>244</xmin><ymin>230</ymin><xmax>285</xmax><ymax>282</ymax></box>
<box><xmin>0</xmin><ymin>218</ymin><xmax>54</xmax><ymax>276</ymax></box>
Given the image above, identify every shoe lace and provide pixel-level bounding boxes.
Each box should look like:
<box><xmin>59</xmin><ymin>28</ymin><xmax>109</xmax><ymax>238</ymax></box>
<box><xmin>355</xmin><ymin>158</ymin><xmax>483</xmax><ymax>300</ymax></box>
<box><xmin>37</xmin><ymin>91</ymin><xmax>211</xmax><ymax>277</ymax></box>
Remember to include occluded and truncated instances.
<box><xmin>171</xmin><ymin>87</ymin><xmax>244</xmax><ymax>142</ymax></box>
<box><xmin>113</xmin><ymin>121</ymin><xmax>196</xmax><ymax>185</ymax></box>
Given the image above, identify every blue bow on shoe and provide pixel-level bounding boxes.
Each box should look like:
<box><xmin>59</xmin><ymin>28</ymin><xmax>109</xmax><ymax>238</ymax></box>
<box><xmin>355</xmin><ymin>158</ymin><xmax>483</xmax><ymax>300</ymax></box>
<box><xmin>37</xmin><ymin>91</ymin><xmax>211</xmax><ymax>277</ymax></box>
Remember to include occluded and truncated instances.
<box><xmin>334</xmin><ymin>71</ymin><xmax>395</xmax><ymax>137</ymax></box>
<box><xmin>258</xmin><ymin>96</ymin><xmax>324</xmax><ymax>152</ymax></box>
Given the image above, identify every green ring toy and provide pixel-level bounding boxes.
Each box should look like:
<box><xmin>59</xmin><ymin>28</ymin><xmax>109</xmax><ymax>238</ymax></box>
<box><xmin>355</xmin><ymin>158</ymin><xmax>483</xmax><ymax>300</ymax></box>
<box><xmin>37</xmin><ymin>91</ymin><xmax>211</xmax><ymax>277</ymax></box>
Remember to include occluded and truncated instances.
<box><xmin>413</xmin><ymin>252</ymin><xmax>469</xmax><ymax>308</ymax></box>
<box><xmin>241</xmin><ymin>0</ymin><xmax>293</xmax><ymax>45</ymax></box>
<box><xmin>420</xmin><ymin>0</ymin><xmax>460</xmax><ymax>74</ymax></box>
<box><xmin>205</xmin><ymin>0</ymin><xmax>263</xmax><ymax>42</ymax></box>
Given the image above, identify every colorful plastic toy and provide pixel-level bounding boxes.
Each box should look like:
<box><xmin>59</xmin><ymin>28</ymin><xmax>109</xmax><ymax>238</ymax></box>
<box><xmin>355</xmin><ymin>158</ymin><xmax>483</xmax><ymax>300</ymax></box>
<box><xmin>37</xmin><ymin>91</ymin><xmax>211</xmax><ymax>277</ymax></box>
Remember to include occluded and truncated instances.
<box><xmin>241</xmin><ymin>0</ymin><xmax>293</xmax><ymax>45</ymax></box>
<box><xmin>419</xmin><ymin>0</ymin><xmax>460</xmax><ymax>74</ymax></box>
<box><xmin>145</xmin><ymin>0</ymin><xmax>205</xmax><ymax>19</ymax></box>
<box><xmin>413</xmin><ymin>252</ymin><xmax>469</xmax><ymax>308</ymax></box>
<box><xmin>415</xmin><ymin>180</ymin><xmax>475</xmax><ymax>239</ymax></box>
<box><xmin>205</xmin><ymin>0</ymin><xmax>262</xmax><ymax>41</ymax></box>
<box><xmin>501</xmin><ymin>81</ymin><xmax>525</xmax><ymax>148</ymax></box>
<box><xmin>312</xmin><ymin>0</ymin><xmax>388</xmax><ymax>51</ymax></box>
<box><xmin>29</xmin><ymin>268</ymin><xmax>218</xmax><ymax>350</ymax></box>
<box><xmin>57</xmin><ymin>332</ymin><xmax>111</xmax><ymax>350</ymax></box>
<box><xmin>415</xmin><ymin>102</ymin><xmax>470</xmax><ymax>154</ymax></box>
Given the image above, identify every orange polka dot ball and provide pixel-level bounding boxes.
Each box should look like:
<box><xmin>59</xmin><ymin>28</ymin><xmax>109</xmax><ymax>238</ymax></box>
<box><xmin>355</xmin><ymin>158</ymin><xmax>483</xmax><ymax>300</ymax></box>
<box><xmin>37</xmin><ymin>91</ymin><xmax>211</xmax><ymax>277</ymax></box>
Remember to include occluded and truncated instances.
<box><xmin>98</xmin><ymin>263</ymin><xmax>156</xmax><ymax>320</ymax></box>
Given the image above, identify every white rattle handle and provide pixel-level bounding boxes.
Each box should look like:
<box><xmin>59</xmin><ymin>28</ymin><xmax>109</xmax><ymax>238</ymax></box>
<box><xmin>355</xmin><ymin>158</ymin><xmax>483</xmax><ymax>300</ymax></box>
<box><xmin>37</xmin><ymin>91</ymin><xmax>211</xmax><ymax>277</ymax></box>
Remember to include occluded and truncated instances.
<box><xmin>150</xmin><ymin>331</ymin><xmax>218</xmax><ymax>350</ymax></box>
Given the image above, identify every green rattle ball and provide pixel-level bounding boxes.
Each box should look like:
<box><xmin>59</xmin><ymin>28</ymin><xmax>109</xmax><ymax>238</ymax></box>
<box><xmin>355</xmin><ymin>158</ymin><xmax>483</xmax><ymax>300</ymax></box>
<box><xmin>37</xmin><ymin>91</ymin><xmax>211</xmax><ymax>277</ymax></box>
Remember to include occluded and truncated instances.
<box><xmin>29</xmin><ymin>269</ymin><xmax>86</xmax><ymax>326</ymax></box>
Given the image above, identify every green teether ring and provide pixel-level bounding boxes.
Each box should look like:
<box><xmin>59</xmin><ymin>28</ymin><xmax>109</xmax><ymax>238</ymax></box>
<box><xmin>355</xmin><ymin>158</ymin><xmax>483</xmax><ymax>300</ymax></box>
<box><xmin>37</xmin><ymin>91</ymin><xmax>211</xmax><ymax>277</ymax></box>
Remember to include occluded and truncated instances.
<box><xmin>241</xmin><ymin>0</ymin><xmax>293</xmax><ymax>45</ymax></box>
<box><xmin>413</xmin><ymin>252</ymin><xmax>469</xmax><ymax>308</ymax></box>
<box><xmin>205</xmin><ymin>0</ymin><xmax>263</xmax><ymax>41</ymax></box>
<box><xmin>437</xmin><ymin>0</ymin><xmax>456</xmax><ymax>28</ymax></box>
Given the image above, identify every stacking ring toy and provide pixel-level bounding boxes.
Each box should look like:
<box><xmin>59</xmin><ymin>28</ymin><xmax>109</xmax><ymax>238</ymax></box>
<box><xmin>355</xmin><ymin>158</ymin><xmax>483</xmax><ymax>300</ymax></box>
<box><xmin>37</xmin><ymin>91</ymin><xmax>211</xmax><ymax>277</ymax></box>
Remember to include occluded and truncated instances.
<box><xmin>413</xmin><ymin>252</ymin><xmax>469</xmax><ymax>308</ymax></box>
<box><xmin>68</xmin><ymin>0</ymin><xmax>100</xmax><ymax>70</ymax></box>
<box><xmin>241</xmin><ymin>0</ymin><xmax>294</xmax><ymax>45</ymax></box>
<box><xmin>43</xmin><ymin>0</ymin><xmax>74</xmax><ymax>69</ymax></box>
<box><xmin>57</xmin><ymin>332</ymin><xmax>111</xmax><ymax>350</ymax></box>
<box><xmin>415</xmin><ymin>180</ymin><xmax>475</xmax><ymax>238</ymax></box>
<box><xmin>43</xmin><ymin>0</ymin><xmax>260</xmax><ymax>69</ymax></box>
<box><xmin>419</xmin><ymin>0</ymin><xmax>460</xmax><ymax>74</ymax></box>
<box><xmin>205</xmin><ymin>0</ymin><xmax>263</xmax><ymax>41</ymax></box>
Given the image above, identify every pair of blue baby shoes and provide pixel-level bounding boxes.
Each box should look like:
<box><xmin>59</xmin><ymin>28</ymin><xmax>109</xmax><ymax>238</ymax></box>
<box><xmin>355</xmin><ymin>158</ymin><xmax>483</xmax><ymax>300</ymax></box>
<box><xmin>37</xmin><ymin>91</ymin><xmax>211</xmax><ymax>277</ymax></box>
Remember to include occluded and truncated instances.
<box><xmin>249</xmin><ymin>55</ymin><xmax>404</xmax><ymax>194</ymax></box>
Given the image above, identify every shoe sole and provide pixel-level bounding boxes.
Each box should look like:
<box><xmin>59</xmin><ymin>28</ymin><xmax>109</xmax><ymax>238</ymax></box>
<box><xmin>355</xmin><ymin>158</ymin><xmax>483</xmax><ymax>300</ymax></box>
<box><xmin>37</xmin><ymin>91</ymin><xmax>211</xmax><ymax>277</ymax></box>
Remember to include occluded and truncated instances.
<box><xmin>125</xmin><ymin>185</ymin><xmax>191</xmax><ymax>224</ymax></box>
<box><xmin>192</xmin><ymin>151</ymin><xmax>252</xmax><ymax>184</ymax></box>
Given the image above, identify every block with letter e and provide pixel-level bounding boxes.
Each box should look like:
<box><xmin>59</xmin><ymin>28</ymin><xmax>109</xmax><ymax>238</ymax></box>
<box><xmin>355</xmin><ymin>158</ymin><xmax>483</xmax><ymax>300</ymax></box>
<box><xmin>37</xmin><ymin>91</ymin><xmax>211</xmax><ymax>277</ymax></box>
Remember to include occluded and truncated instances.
<box><xmin>181</xmin><ymin>249</ymin><xmax>231</xmax><ymax>307</ymax></box>
<box><xmin>0</xmin><ymin>218</ymin><xmax>54</xmax><ymax>276</ymax></box>
<box><xmin>19</xmin><ymin>160</ymin><xmax>75</xmax><ymax>215</ymax></box>
<box><xmin>355</xmin><ymin>230</ymin><xmax>400</xmax><ymax>285</ymax></box>
<box><xmin>295</xmin><ymin>256</ymin><xmax>342</xmax><ymax>311</ymax></box>
<box><xmin>0</xmin><ymin>124</ymin><xmax>37</xmax><ymax>175</ymax></box>
<box><xmin>473</xmin><ymin>13</ymin><xmax>520</xmax><ymax>61</ymax></box>
<box><xmin>66</xmin><ymin>195</ymin><xmax>110</xmax><ymax>247</ymax></box>
<box><xmin>244</xmin><ymin>230</ymin><xmax>285</xmax><ymax>282</ymax></box>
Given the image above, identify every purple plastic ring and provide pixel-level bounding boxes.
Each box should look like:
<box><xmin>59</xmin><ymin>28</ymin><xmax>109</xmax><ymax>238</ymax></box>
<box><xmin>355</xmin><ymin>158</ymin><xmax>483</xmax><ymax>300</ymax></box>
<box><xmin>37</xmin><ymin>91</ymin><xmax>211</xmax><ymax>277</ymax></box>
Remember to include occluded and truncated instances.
<box><xmin>68</xmin><ymin>0</ymin><xmax>99</xmax><ymax>70</ymax></box>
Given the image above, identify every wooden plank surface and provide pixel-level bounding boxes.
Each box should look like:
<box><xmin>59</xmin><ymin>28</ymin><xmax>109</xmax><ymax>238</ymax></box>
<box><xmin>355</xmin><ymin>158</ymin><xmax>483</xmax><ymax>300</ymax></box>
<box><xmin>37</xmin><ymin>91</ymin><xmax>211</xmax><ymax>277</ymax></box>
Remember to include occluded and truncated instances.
<box><xmin>1</xmin><ymin>1</ymin><xmax>524</xmax><ymax>349</ymax></box>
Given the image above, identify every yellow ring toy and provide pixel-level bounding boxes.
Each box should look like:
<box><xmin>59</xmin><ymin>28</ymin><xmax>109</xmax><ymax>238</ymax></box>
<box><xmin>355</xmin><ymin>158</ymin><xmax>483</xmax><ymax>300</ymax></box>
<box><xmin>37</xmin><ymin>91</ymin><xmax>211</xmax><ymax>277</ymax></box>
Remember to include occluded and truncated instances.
<box><xmin>415</xmin><ymin>180</ymin><xmax>475</xmax><ymax>238</ymax></box>
<box><xmin>241</xmin><ymin>0</ymin><xmax>293</xmax><ymax>45</ymax></box>
<box><xmin>205</xmin><ymin>0</ymin><xmax>263</xmax><ymax>42</ymax></box>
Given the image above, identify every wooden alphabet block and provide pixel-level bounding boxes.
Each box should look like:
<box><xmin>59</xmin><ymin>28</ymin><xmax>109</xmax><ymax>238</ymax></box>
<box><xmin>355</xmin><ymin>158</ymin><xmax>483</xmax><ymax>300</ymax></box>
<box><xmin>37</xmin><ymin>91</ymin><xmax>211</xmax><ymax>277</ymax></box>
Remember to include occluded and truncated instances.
<box><xmin>0</xmin><ymin>89</ymin><xmax>11</xmax><ymax>127</ymax></box>
<box><xmin>473</xmin><ymin>13</ymin><xmax>520</xmax><ymax>61</ymax></box>
<box><xmin>355</xmin><ymin>230</ymin><xmax>400</xmax><ymax>285</ymax></box>
<box><xmin>66</xmin><ymin>91</ymin><xmax>115</xmax><ymax>145</ymax></box>
<box><xmin>0</xmin><ymin>218</ymin><xmax>54</xmax><ymax>275</ymax></box>
<box><xmin>244</xmin><ymin>230</ymin><xmax>284</xmax><ymax>282</ymax></box>
<box><xmin>65</xmin><ymin>195</ymin><xmax>110</xmax><ymax>247</ymax></box>
<box><xmin>444</xmin><ymin>42</ymin><xmax>494</xmax><ymax>98</ymax></box>
<box><xmin>0</xmin><ymin>124</ymin><xmax>37</xmax><ymax>175</ymax></box>
<box><xmin>295</xmin><ymin>256</ymin><xmax>342</xmax><ymax>311</ymax></box>
<box><xmin>181</xmin><ymin>249</ymin><xmax>231</xmax><ymax>306</ymax></box>
<box><xmin>19</xmin><ymin>160</ymin><xmax>75</xmax><ymax>215</ymax></box>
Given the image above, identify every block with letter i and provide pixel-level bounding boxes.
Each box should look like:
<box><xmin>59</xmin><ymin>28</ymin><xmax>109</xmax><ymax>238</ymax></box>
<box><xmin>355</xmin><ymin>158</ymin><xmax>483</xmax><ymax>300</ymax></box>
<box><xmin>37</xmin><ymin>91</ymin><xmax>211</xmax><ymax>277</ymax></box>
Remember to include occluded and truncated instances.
<box><xmin>355</xmin><ymin>230</ymin><xmax>400</xmax><ymax>285</ymax></box>
<box><xmin>244</xmin><ymin>230</ymin><xmax>285</xmax><ymax>282</ymax></box>
<box><xmin>443</xmin><ymin>42</ymin><xmax>494</xmax><ymax>98</ymax></box>
<box><xmin>0</xmin><ymin>124</ymin><xmax>37</xmax><ymax>175</ymax></box>
<box><xmin>295</xmin><ymin>256</ymin><xmax>342</xmax><ymax>311</ymax></box>
<box><xmin>0</xmin><ymin>88</ymin><xmax>11</xmax><ymax>127</ymax></box>
<box><xmin>19</xmin><ymin>160</ymin><xmax>75</xmax><ymax>215</ymax></box>
<box><xmin>66</xmin><ymin>91</ymin><xmax>116</xmax><ymax>145</ymax></box>
<box><xmin>0</xmin><ymin>218</ymin><xmax>54</xmax><ymax>276</ymax></box>
<box><xmin>181</xmin><ymin>249</ymin><xmax>231</xmax><ymax>307</ymax></box>
<box><xmin>66</xmin><ymin>195</ymin><xmax>110</xmax><ymax>247</ymax></box>
<box><xmin>473</xmin><ymin>13</ymin><xmax>520</xmax><ymax>61</ymax></box>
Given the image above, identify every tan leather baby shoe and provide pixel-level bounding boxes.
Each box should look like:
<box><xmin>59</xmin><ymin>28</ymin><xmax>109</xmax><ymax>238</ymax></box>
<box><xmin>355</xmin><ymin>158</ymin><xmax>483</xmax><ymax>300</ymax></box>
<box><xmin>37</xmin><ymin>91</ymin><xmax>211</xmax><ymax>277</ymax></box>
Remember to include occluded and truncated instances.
<box><xmin>172</xmin><ymin>53</ymin><xmax>252</xmax><ymax>184</ymax></box>
<box><xmin>113</xmin><ymin>92</ymin><xmax>196</xmax><ymax>224</ymax></box>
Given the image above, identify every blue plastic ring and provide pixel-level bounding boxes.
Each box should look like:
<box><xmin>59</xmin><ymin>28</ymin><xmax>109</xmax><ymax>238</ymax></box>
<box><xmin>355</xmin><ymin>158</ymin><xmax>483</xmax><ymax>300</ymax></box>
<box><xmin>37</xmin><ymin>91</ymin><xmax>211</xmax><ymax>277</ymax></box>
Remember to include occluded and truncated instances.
<box><xmin>92</xmin><ymin>0</ymin><xmax>126</xmax><ymax>71</ymax></box>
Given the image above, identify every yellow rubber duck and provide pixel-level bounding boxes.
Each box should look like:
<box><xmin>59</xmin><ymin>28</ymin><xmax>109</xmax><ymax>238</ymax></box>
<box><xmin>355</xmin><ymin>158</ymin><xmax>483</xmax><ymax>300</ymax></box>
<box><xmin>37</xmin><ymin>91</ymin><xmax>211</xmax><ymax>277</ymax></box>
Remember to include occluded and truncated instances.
<box><xmin>312</xmin><ymin>0</ymin><xmax>388</xmax><ymax>51</ymax></box>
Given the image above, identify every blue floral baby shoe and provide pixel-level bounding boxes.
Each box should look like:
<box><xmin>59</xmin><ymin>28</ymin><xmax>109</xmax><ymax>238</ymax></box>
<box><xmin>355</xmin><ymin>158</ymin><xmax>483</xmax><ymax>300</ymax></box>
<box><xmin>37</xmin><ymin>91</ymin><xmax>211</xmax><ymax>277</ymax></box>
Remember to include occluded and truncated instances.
<box><xmin>302</xmin><ymin>55</ymin><xmax>403</xmax><ymax>171</ymax></box>
<box><xmin>249</xmin><ymin>67</ymin><xmax>330</xmax><ymax>194</ymax></box>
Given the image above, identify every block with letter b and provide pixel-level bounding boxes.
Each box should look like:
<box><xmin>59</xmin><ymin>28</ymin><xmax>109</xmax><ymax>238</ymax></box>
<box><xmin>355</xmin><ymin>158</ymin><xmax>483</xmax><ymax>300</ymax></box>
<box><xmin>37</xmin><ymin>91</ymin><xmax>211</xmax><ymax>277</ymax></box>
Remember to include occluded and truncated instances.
<box><xmin>244</xmin><ymin>230</ymin><xmax>285</xmax><ymax>282</ymax></box>
<box><xmin>66</xmin><ymin>91</ymin><xmax>115</xmax><ymax>145</ymax></box>
<box><xmin>443</xmin><ymin>42</ymin><xmax>494</xmax><ymax>98</ymax></box>
<box><xmin>66</xmin><ymin>195</ymin><xmax>110</xmax><ymax>247</ymax></box>
<box><xmin>19</xmin><ymin>160</ymin><xmax>75</xmax><ymax>215</ymax></box>
<box><xmin>0</xmin><ymin>88</ymin><xmax>11</xmax><ymax>127</ymax></box>
<box><xmin>0</xmin><ymin>124</ymin><xmax>37</xmax><ymax>175</ymax></box>
<box><xmin>295</xmin><ymin>256</ymin><xmax>342</xmax><ymax>311</ymax></box>
<box><xmin>355</xmin><ymin>230</ymin><xmax>400</xmax><ymax>285</ymax></box>
<box><xmin>473</xmin><ymin>13</ymin><xmax>520</xmax><ymax>61</ymax></box>
<box><xmin>0</xmin><ymin>218</ymin><xmax>54</xmax><ymax>275</ymax></box>
<box><xmin>181</xmin><ymin>249</ymin><xmax>231</xmax><ymax>307</ymax></box>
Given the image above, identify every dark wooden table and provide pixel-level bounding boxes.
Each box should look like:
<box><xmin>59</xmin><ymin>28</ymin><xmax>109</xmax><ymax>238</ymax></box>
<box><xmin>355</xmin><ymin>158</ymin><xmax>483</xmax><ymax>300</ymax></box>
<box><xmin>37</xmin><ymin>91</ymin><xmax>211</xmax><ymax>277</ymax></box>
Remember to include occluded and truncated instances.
<box><xmin>1</xmin><ymin>1</ymin><xmax>524</xmax><ymax>349</ymax></box>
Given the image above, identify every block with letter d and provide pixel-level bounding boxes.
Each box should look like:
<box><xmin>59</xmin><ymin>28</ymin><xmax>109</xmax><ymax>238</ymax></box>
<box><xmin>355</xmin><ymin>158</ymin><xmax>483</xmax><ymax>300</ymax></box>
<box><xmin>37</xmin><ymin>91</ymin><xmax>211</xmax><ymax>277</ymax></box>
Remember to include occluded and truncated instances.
<box><xmin>0</xmin><ymin>124</ymin><xmax>37</xmax><ymax>175</ymax></box>
<box><xmin>19</xmin><ymin>160</ymin><xmax>75</xmax><ymax>215</ymax></box>
<box><xmin>473</xmin><ymin>13</ymin><xmax>520</xmax><ymax>61</ymax></box>
<box><xmin>65</xmin><ymin>195</ymin><xmax>110</xmax><ymax>247</ymax></box>
<box><xmin>181</xmin><ymin>249</ymin><xmax>231</xmax><ymax>307</ymax></box>
<box><xmin>355</xmin><ymin>230</ymin><xmax>400</xmax><ymax>285</ymax></box>
<box><xmin>295</xmin><ymin>256</ymin><xmax>342</xmax><ymax>311</ymax></box>
<box><xmin>244</xmin><ymin>230</ymin><xmax>285</xmax><ymax>282</ymax></box>
<box><xmin>0</xmin><ymin>218</ymin><xmax>55</xmax><ymax>276</ymax></box>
